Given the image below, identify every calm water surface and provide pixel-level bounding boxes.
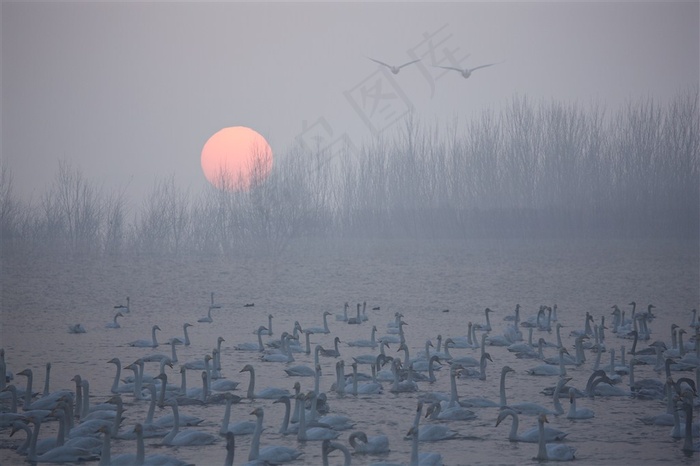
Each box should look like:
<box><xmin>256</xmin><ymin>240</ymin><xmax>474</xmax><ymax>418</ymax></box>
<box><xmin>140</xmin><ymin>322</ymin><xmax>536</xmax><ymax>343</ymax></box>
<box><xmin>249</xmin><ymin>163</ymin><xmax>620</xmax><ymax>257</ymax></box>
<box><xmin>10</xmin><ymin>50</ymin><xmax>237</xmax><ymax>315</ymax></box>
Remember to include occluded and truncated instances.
<box><xmin>1</xmin><ymin>238</ymin><xmax>698</xmax><ymax>465</ymax></box>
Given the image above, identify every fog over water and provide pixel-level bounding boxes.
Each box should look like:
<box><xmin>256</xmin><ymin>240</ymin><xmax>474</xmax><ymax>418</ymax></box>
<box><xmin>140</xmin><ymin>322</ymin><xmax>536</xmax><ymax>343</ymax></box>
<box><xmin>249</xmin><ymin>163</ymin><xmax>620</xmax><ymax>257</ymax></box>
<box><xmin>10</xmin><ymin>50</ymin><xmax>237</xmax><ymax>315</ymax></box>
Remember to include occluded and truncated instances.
<box><xmin>1</xmin><ymin>2</ymin><xmax>699</xmax><ymax>466</ymax></box>
<box><xmin>1</xmin><ymin>238</ymin><xmax>699</xmax><ymax>465</ymax></box>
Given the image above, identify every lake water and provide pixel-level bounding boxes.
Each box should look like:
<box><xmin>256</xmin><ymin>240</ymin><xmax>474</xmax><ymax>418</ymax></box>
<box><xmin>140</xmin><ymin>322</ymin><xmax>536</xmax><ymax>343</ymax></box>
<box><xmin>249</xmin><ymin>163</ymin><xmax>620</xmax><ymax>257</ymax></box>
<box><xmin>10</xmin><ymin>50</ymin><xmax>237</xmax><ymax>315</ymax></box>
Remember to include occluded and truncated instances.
<box><xmin>1</xmin><ymin>237</ymin><xmax>698</xmax><ymax>465</ymax></box>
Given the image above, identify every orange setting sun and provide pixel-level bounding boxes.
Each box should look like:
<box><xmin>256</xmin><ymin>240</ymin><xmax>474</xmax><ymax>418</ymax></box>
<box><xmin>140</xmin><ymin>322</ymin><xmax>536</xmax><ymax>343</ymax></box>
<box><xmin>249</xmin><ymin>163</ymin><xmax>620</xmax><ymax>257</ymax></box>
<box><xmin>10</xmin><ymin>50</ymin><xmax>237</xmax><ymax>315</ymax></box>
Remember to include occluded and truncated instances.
<box><xmin>200</xmin><ymin>126</ymin><xmax>273</xmax><ymax>191</ymax></box>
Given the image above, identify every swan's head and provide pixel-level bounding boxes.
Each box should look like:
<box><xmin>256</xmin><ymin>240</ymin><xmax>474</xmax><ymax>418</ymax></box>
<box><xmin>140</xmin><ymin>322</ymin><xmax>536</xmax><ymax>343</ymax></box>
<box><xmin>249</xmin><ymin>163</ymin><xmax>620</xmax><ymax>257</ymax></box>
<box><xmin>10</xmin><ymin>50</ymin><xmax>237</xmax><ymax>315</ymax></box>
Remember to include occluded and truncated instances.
<box><xmin>17</xmin><ymin>369</ymin><xmax>32</xmax><ymax>377</ymax></box>
<box><xmin>133</xmin><ymin>423</ymin><xmax>143</xmax><ymax>434</ymax></box>
<box><xmin>273</xmin><ymin>395</ymin><xmax>289</xmax><ymax>405</ymax></box>
<box><xmin>495</xmin><ymin>409</ymin><xmax>512</xmax><ymax>426</ymax></box>
<box><xmin>348</xmin><ymin>431</ymin><xmax>368</xmax><ymax>448</ymax></box>
<box><xmin>153</xmin><ymin>325</ymin><xmax>161</xmax><ymax>331</ymax></box>
<box><xmin>323</xmin><ymin>311</ymin><xmax>332</xmax><ymax>316</ymax></box>
<box><xmin>115</xmin><ymin>312</ymin><xmax>123</xmax><ymax>318</ymax></box>
<box><xmin>184</xmin><ymin>323</ymin><xmax>193</xmax><ymax>328</ymax></box>
<box><xmin>406</xmin><ymin>426</ymin><xmax>418</xmax><ymax>438</ymax></box>
<box><xmin>240</xmin><ymin>364</ymin><xmax>253</xmax><ymax>373</ymax></box>
<box><xmin>485</xmin><ymin>308</ymin><xmax>493</xmax><ymax>313</ymax></box>
<box><xmin>568</xmin><ymin>387</ymin><xmax>576</xmax><ymax>401</ymax></box>
<box><xmin>539</xmin><ymin>413</ymin><xmax>549</xmax><ymax>424</ymax></box>
<box><xmin>502</xmin><ymin>366</ymin><xmax>515</xmax><ymax>374</ymax></box>
<box><xmin>155</xmin><ymin>373</ymin><xmax>167</xmax><ymax>382</ymax></box>
<box><xmin>108</xmin><ymin>357</ymin><xmax>120</xmax><ymax>365</ymax></box>
<box><xmin>484</xmin><ymin>353</ymin><xmax>493</xmax><ymax>362</ymax></box>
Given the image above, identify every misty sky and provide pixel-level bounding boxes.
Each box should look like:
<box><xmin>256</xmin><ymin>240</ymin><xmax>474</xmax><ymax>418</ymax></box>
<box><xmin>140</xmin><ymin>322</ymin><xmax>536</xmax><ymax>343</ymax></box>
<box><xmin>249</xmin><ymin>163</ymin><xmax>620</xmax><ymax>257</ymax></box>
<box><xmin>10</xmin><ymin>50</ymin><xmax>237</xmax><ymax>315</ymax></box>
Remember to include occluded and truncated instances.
<box><xmin>3</xmin><ymin>1</ymin><xmax>698</xmax><ymax>206</ymax></box>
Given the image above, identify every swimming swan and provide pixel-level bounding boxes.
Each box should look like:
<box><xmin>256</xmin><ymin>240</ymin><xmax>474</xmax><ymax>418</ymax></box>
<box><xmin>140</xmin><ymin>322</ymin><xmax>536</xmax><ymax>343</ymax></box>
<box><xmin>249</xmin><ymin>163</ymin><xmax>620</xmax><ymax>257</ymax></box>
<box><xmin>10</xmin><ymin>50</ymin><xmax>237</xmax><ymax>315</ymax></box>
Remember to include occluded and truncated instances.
<box><xmin>348</xmin><ymin>430</ymin><xmax>390</xmax><ymax>454</ymax></box>
<box><xmin>129</xmin><ymin>325</ymin><xmax>161</xmax><ymax>348</ymax></box>
<box><xmin>496</xmin><ymin>408</ymin><xmax>568</xmax><ymax>443</ymax></box>
<box><xmin>105</xmin><ymin>312</ymin><xmax>124</xmax><ymax>329</ymax></box>
<box><xmin>161</xmin><ymin>400</ymin><xmax>217</xmax><ymax>446</ymax></box>
<box><xmin>535</xmin><ymin>414</ymin><xmax>576</xmax><ymax>461</ymax></box>
<box><xmin>240</xmin><ymin>364</ymin><xmax>290</xmax><ymax>400</ymax></box>
<box><xmin>248</xmin><ymin>407</ymin><xmax>303</xmax><ymax>463</ymax></box>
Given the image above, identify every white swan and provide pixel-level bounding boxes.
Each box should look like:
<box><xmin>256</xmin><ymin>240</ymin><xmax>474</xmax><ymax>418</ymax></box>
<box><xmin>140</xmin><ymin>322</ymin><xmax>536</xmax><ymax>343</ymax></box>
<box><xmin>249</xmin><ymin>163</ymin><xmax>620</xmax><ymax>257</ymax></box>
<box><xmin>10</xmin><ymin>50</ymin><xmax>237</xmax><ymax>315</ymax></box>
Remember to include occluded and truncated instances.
<box><xmin>496</xmin><ymin>408</ymin><xmax>568</xmax><ymax>443</ymax></box>
<box><xmin>323</xmin><ymin>439</ymin><xmax>352</xmax><ymax>466</ymax></box>
<box><xmin>320</xmin><ymin>337</ymin><xmax>342</xmax><ymax>358</ymax></box>
<box><xmin>367</xmin><ymin>57</ymin><xmax>421</xmax><ymax>74</ymax></box>
<box><xmin>436</xmin><ymin>61</ymin><xmax>500</xmax><ymax>79</ymax></box>
<box><xmin>236</xmin><ymin>326</ymin><xmax>268</xmax><ymax>352</ymax></box>
<box><xmin>129</xmin><ymin>325</ymin><xmax>161</xmax><ymax>348</ymax></box>
<box><xmin>425</xmin><ymin>401</ymin><xmax>476</xmax><ymax>421</ymax></box>
<box><xmin>114</xmin><ymin>296</ymin><xmax>130</xmax><ymax>313</ymax></box>
<box><xmin>307</xmin><ymin>311</ymin><xmax>332</xmax><ymax>334</ymax></box>
<box><xmin>535</xmin><ymin>414</ymin><xmax>576</xmax><ymax>461</ymax></box>
<box><xmin>411</xmin><ymin>401</ymin><xmax>458</xmax><ymax>442</ymax></box>
<box><xmin>296</xmin><ymin>392</ymin><xmax>340</xmax><ymax>441</ymax></box>
<box><xmin>255</xmin><ymin>314</ymin><xmax>274</xmax><ymax>336</ymax></box>
<box><xmin>68</xmin><ymin>323</ymin><xmax>87</xmax><ymax>334</ymax></box>
<box><xmin>336</xmin><ymin>302</ymin><xmax>350</xmax><ymax>321</ymax></box>
<box><xmin>473</xmin><ymin>308</ymin><xmax>493</xmax><ymax>331</ymax></box>
<box><xmin>174</xmin><ymin>323</ymin><xmax>193</xmax><ymax>346</ymax></box>
<box><xmin>105</xmin><ymin>312</ymin><xmax>124</xmax><ymax>328</ymax></box>
<box><xmin>161</xmin><ymin>400</ymin><xmax>216</xmax><ymax>446</ymax></box>
<box><xmin>348</xmin><ymin>325</ymin><xmax>379</xmax><ymax>348</ymax></box>
<box><xmin>248</xmin><ymin>407</ymin><xmax>303</xmax><ymax>463</ymax></box>
<box><xmin>348</xmin><ymin>430</ymin><xmax>390</xmax><ymax>454</ymax></box>
<box><xmin>220</xmin><ymin>393</ymin><xmax>256</xmax><ymax>436</ymax></box>
<box><xmin>106</xmin><ymin>423</ymin><xmax>192</xmax><ymax>466</ymax></box>
<box><xmin>566</xmin><ymin>387</ymin><xmax>594</xmax><ymax>419</ymax></box>
<box><xmin>240</xmin><ymin>364</ymin><xmax>290</xmax><ymax>399</ymax></box>
<box><xmin>197</xmin><ymin>305</ymin><xmax>215</xmax><ymax>323</ymax></box>
<box><xmin>407</xmin><ymin>423</ymin><xmax>443</xmax><ymax>466</ymax></box>
<box><xmin>527</xmin><ymin>348</ymin><xmax>569</xmax><ymax>376</ymax></box>
<box><xmin>458</xmin><ymin>352</ymin><xmax>492</xmax><ymax>380</ymax></box>
<box><xmin>348</xmin><ymin>303</ymin><xmax>363</xmax><ymax>325</ymax></box>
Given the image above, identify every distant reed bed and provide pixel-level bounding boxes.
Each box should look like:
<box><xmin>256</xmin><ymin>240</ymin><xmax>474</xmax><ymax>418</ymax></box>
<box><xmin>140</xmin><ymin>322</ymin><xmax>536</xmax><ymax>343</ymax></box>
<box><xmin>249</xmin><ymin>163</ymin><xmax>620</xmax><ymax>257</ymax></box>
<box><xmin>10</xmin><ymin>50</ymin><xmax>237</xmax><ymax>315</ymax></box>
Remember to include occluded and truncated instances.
<box><xmin>2</xmin><ymin>90</ymin><xmax>697</xmax><ymax>256</ymax></box>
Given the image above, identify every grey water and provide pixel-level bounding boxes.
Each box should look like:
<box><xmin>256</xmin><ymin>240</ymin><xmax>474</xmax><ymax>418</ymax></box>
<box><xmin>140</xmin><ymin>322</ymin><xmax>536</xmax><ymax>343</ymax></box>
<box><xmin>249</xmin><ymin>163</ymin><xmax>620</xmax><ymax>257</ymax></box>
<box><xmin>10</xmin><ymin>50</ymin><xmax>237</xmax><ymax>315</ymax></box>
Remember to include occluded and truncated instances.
<box><xmin>1</xmin><ymin>237</ymin><xmax>698</xmax><ymax>465</ymax></box>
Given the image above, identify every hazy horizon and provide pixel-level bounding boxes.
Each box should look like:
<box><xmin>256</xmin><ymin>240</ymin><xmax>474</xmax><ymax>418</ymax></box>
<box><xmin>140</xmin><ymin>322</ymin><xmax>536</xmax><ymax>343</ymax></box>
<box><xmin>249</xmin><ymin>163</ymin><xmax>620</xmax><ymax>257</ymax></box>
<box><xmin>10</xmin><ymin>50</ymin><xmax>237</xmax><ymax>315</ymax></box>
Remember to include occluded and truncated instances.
<box><xmin>3</xmin><ymin>1</ymin><xmax>698</xmax><ymax>207</ymax></box>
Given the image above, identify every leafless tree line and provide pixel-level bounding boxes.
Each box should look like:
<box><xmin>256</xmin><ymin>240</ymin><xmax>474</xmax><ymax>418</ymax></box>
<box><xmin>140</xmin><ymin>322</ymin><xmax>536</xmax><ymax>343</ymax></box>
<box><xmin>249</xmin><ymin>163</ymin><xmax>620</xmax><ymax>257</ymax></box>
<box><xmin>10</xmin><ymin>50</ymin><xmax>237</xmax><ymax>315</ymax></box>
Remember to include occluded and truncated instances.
<box><xmin>2</xmin><ymin>90</ymin><xmax>697</xmax><ymax>256</ymax></box>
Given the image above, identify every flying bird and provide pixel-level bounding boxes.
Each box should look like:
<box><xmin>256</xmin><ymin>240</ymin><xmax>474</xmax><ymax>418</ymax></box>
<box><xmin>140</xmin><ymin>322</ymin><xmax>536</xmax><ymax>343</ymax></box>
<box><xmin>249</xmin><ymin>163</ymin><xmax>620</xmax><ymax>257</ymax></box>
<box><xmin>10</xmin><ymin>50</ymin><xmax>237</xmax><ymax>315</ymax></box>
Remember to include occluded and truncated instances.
<box><xmin>367</xmin><ymin>57</ymin><xmax>421</xmax><ymax>74</ymax></box>
<box><xmin>435</xmin><ymin>62</ymin><xmax>501</xmax><ymax>79</ymax></box>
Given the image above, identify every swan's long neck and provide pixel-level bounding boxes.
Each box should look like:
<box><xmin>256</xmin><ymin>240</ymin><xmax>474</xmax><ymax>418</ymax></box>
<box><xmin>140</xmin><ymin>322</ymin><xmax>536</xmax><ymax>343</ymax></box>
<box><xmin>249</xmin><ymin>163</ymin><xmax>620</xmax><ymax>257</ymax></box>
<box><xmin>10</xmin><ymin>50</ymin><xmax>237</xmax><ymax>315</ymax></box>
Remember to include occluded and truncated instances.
<box><xmin>136</xmin><ymin>426</ymin><xmax>145</xmax><ymax>464</ymax></box>
<box><xmin>410</xmin><ymin>428</ymin><xmax>420</xmax><ymax>466</ymax></box>
<box><xmin>246</xmin><ymin>368</ymin><xmax>256</xmax><ymax>399</ymax></box>
<box><xmin>201</xmin><ymin>372</ymin><xmax>209</xmax><ymax>402</ymax></box>
<box><xmin>249</xmin><ymin>412</ymin><xmax>263</xmax><ymax>461</ymax></box>
<box><xmin>305</xmin><ymin>331</ymin><xmax>311</xmax><ymax>354</ymax></box>
<box><xmin>81</xmin><ymin>380</ymin><xmax>90</xmax><ymax>420</ymax></box>
<box><xmin>180</xmin><ymin>369</ymin><xmax>187</xmax><ymax>395</ymax></box>
<box><xmin>479</xmin><ymin>354</ymin><xmax>488</xmax><ymax>380</ymax></box>
<box><xmin>499</xmin><ymin>369</ymin><xmax>508</xmax><ymax>407</ymax></box>
<box><xmin>163</xmin><ymin>403</ymin><xmax>180</xmax><ymax>444</ymax></box>
<box><xmin>43</xmin><ymin>363</ymin><xmax>51</xmax><ymax>397</ymax></box>
<box><xmin>297</xmin><ymin>395</ymin><xmax>307</xmax><ymax>442</ymax></box>
<box><xmin>558</xmin><ymin>350</ymin><xmax>567</xmax><ymax>377</ymax></box>
<box><xmin>449</xmin><ymin>368</ymin><xmax>459</xmax><ymax>408</ymax></box>
<box><xmin>135</xmin><ymin>362</ymin><xmax>144</xmax><ymax>399</ymax></box>
<box><xmin>352</xmin><ymin>365</ymin><xmax>359</xmax><ymax>396</ymax></box>
<box><xmin>145</xmin><ymin>386</ymin><xmax>156</xmax><ymax>423</ymax></box>
<box><xmin>552</xmin><ymin>382</ymin><xmax>565</xmax><ymax>414</ymax></box>
<box><xmin>556</xmin><ymin>325</ymin><xmax>563</xmax><ymax>348</ymax></box>
<box><xmin>683</xmin><ymin>401</ymin><xmax>694</xmax><ymax>451</ymax></box>
<box><xmin>279</xmin><ymin>398</ymin><xmax>291</xmax><ymax>433</ymax></box>
<box><xmin>323</xmin><ymin>313</ymin><xmax>329</xmax><ymax>332</ymax></box>
<box><xmin>111</xmin><ymin>360</ymin><xmax>121</xmax><ymax>394</ymax></box>
<box><xmin>111</xmin><ymin>396</ymin><xmax>123</xmax><ymax>437</ymax></box>
<box><xmin>609</xmin><ymin>349</ymin><xmax>616</xmax><ymax>373</ymax></box>
<box><xmin>507</xmin><ymin>411</ymin><xmax>519</xmax><ymax>440</ymax></box>
<box><xmin>402</xmin><ymin>345</ymin><xmax>410</xmax><ymax>365</ymax></box>
<box><xmin>221</xmin><ymin>398</ymin><xmax>232</xmax><ymax>435</ymax></box>
<box><xmin>268</xmin><ymin>315</ymin><xmax>273</xmax><ymax>334</ymax></box>
<box><xmin>99</xmin><ymin>431</ymin><xmax>111</xmax><ymax>466</ymax></box>
<box><xmin>151</xmin><ymin>326</ymin><xmax>159</xmax><ymax>346</ymax></box>
<box><xmin>23</xmin><ymin>371</ymin><xmax>33</xmax><ymax>410</ymax></box>
<box><xmin>537</xmin><ymin>418</ymin><xmax>548</xmax><ymax>460</ymax></box>
<box><xmin>183</xmin><ymin>325</ymin><xmax>191</xmax><ymax>346</ymax></box>
<box><xmin>257</xmin><ymin>329</ymin><xmax>265</xmax><ymax>352</ymax></box>
<box><xmin>27</xmin><ymin>417</ymin><xmax>42</xmax><ymax>461</ymax></box>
